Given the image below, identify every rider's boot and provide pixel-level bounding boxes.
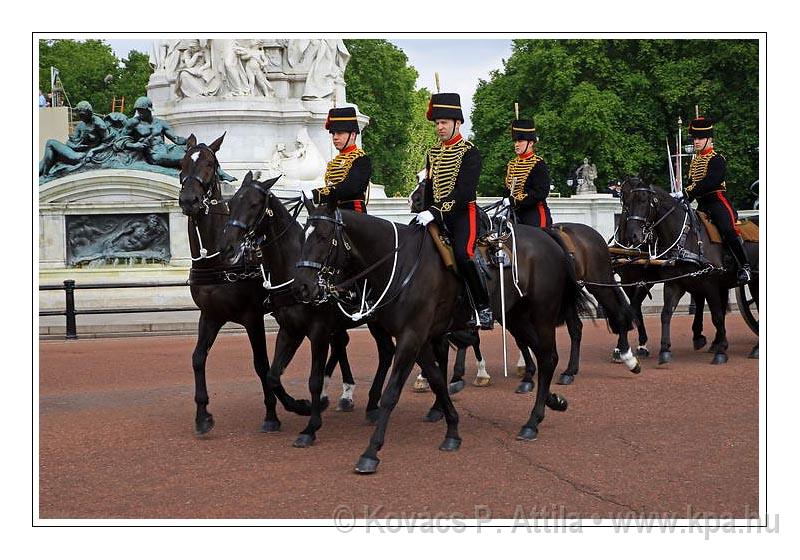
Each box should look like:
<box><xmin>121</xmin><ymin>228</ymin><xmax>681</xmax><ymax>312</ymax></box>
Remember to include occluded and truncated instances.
<box><xmin>462</xmin><ymin>260</ymin><xmax>494</xmax><ymax>330</ymax></box>
<box><xmin>729</xmin><ymin>236</ymin><xmax>752</xmax><ymax>285</ymax></box>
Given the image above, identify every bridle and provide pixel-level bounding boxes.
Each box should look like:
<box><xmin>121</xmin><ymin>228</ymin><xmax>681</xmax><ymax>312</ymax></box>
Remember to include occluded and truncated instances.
<box><xmin>180</xmin><ymin>145</ymin><xmax>227</xmax><ymax>261</ymax></box>
<box><xmin>618</xmin><ymin>181</ymin><xmax>687</xmax><ymax>260</ymax></box>
<box><xmin>296</xmin><ymin>210</ymin><xmax>351</xmax><ymax>304</ymax></box>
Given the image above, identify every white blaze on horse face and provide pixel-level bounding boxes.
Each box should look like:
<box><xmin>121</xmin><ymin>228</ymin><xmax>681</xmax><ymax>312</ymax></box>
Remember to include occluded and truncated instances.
<box><xmin>190</xmin><ymin>151</ymin><xmax>200</xmax><ymax>162</ymax></box>
<box><xmin>305</xmin><ymin>225</ymin><xmax>315</xmax><ymax>241</ymax></box>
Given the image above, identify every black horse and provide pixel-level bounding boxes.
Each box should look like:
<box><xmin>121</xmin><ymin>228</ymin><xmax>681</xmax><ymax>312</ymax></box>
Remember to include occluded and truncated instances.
<box><xmin>220</xmin><ymin>173</ymin><xmax>396</xmax><ymax>447</ymax></box>
<box><xmin>619</xmin><ymin>178</ymin><xmax>759</xmax><ymax>363</ymax></box>
<box><xmin>294</xmin><ymin>204</ymin><xmax>591</xmax><ymax>474</ymax></box>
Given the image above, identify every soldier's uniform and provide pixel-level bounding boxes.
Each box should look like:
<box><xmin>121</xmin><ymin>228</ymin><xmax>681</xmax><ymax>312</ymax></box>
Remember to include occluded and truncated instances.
<box><xmin>310</xmin><ymin>107</ymin><xmax>371</xmax><ymax>213</ymax></box>
<box><xmin>684</xmin><ymin>116</ymin><xmax>751</xmax><ymax>284</ymax></box>
<box><xmin>503</xmin><ymin>119</ymin><xmax>552</xmax><ymax>228</ymax></box>
<box><xmin>422</xmin><ymin>92</ymin><xmax>493</xmax><ymax>329</ymax></box>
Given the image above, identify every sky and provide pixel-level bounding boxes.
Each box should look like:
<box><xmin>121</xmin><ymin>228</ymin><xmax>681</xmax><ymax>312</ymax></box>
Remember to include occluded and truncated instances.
<box><xmin>105</xmin><ymin>38</ymin><xmax>512</xmax><ymax>137</ymax></box>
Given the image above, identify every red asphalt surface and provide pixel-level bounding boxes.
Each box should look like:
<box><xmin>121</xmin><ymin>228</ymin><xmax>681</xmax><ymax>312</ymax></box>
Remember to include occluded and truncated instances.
<box><xmin>39</xmin><ymin>314</ymin><xmax>759</xmax><ymax>520</ymax></box>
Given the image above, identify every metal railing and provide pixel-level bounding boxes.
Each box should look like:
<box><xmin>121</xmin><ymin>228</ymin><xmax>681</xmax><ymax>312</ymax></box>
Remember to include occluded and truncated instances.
<box><xmin>39</xmin><ymin>279</ymin><xmax>196</xmax><ymax>340</ymax></box>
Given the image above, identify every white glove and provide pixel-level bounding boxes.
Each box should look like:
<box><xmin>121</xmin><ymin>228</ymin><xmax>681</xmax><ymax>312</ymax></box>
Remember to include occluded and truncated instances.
<box><xmin>302</xmin><ymin>187</ymin><xmax>315</xmax><ymax>201</ymax></box>
<box><xmin>415</xmin><ymin>210</ymin><xmax>435</xmax><ymax>226</ymax></box>
<box><xmin>670</xmin><ymin>191</ymin><xmax>684</xmax><ymax>201</ymax></box>
<box><xmin>502</xmin><ymin>197</ymin><xmax>512</xmax><ymax>208</ymax></box>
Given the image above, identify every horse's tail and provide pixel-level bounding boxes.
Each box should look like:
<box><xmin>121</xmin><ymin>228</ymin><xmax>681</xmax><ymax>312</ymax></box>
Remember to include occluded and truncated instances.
<box><xmin>607</xmin><ymin>284</ymin><xmax>638</xmax><ymax>334</ymax></box>
<box><xmin>544</xmin><ymin>229</ymin><xmax>596</xmax><ymax>326</ymax></box>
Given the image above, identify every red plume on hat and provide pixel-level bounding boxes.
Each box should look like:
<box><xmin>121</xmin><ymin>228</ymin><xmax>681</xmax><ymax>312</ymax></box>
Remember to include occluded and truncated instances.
<box><xmin>426</xmin><ymin>98</ymin><xmax>433</xmax><ymax>121</ymax></box>
<box><xmin>324</xmin><ymin>114</ymin><xmax>332</xmax><ymax>130</ymax></box>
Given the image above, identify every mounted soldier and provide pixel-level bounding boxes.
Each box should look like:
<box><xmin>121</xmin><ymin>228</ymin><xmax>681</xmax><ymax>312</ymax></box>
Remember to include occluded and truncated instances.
<box><xmin>675</xmin><ymin>116</ymin><xmax>752</xmax><ymax>284</ymax></box>
<box><xmin>501</xmin><ymin>116</ymin><xmax>552</xmax><ymax>228</ymax></box>
<box><xmin>414</xmin><ymin>92</ymin><xmax>493</xmax><ymax>330</ymax></box>
<box><xmin>303</xmin><ymin>106</ymin><xmax>371</xmax><ymax>213</ymax></box>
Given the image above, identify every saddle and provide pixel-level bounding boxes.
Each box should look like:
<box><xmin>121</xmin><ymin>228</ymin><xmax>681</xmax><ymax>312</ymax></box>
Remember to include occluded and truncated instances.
<box><xmin>552</xmin><ymin>226</ymin><xmax>586</xmax><ymax>279</ymax></box>
<box><xmin>696</xmin><ymin>211</ymin><xmax>759</xmax><ymax>244</ymax></box>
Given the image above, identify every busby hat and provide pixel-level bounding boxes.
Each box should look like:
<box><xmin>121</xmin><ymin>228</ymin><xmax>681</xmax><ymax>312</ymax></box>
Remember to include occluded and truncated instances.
<box><xmin>688</xmin><ymin>116</ymin><xmax>714</xmax><ymax>138</ymax></box>
<box><xmin>325</xmin><ymin>107</ymin><xmax>360</xmax><ymax>133</ymax></box>
<box><xmin>511</xmin><ymin>119</ymin><xmax>538</xmax><ymax>142</ymax></box>
<box><xmin>426</xmin><ymin>93</ymin><xmax>464</xmax><ymax>122</ymax></box>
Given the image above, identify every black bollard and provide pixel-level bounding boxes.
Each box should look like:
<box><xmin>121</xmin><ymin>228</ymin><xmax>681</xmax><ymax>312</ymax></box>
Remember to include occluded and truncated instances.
<box><xmin>64</xmin><ymin>279</ymin><xmax>78</xmax><ymax>340</ymax></box>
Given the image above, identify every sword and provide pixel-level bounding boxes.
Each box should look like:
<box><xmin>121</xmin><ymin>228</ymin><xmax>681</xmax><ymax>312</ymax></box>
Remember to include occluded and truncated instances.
<box><xmin>498</xmin><ymin>242</ymin><xmax>509</xmax><ymax>378</ymax></box>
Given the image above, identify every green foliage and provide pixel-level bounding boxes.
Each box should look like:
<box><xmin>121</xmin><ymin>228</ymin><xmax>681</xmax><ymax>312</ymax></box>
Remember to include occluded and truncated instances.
<box><xmin>471</xmin><ymin>39</ymin><xmax>759</xmax><ymax>207</ymax></box>
<box><xmin>343</xmin><ymin>40</ymin><xmax>434</xmax><ymax>197</ymax></box>
<box><xmin>39</xmin><ymin>39</ymin><xmax>151</xmax><ymax>116</ymax></box>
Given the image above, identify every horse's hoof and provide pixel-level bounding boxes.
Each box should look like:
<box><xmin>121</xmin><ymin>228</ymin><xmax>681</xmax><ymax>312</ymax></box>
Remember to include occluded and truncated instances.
<box><xmin>448</xmin><ymin>379</ymin><xmax>466</xmax><ymax>395</ymax></box>
<box><xmin>423</xmin><ymin>408</ymin><xmax>444</xmax><ymax>423</ymax></box>
<box><xmin>630</xmin><ymin>362</ymin><xmax>642</xmax><ymax>374</ymax></box>
<box><xmin>557</xmin><ymin>373</ymin><xmax>574</xmax><ymax>386</ymax></box>
<box><xmin>693</xmin><ymin>336</ymin><xmax>708</xmax><ymax>350</ymax></box>
<box><xmin>439</xmin><ymin>437</ymin><xmax>461</xmax><ymax>452</ymax></box>
<box><xmin>336</xmin><ymin>398</ymin><xmax>354</xmax><ymax>412</ymax></box>
<box><xmin>636</xmin><ymin>345</ymin><xmax>650</xmax><ymax>358</ymax></box>
<box><xmin>365</xmin><ymin>409</ymin><xmax>380</xmax><ymax>425</ymax></box>
<box><xmin>260</xmin><ymin>419</ymin><xmax>281</xmax><ymax>433</ymax></box>
<box><xmin>515</xmin><ymin>381</ymin><xmax>534</xmax><ymax>394</ymax></box>
<box><xmin>292</xmin><ymin>433</ymin><xmax>316</xmax><ymax>448</ymax></box>
<box><xmin>412</xmin><ymin>377</ymin><xmax>430</xmax><ymax>393</ymax></box>
<box><xmin>354</xmin><ymin>456</ymin><xmax>380</xmax><ymax>474</ymax></box>
<box><xmin>748</xmin><ymin>346</ymin><xmax>759</xmax><ymax>359</ymax></box>
<box><xmin>194</xmin><ymin>415</ymin><xmax>215</xmax><ymax>436</ymax></box>
<box><xmin>473</xmin><ymin>376</ymin><xmax>491</xmax><ymax>387</ymax></box>
<box><xmin>658</xmin><ymin>351</ymin><xmax>672</xmax><ymax>365</ymax></box>
<box><xmin>611</xmin><ymin>348</ymin><xmax>623</xmax><ymax>363</ymax></box>
<box><xmin>546</xmin><ymin>394</ymin><xmax>568</xmax><ymax>411</ymax></box>
<box><xmin>516</xmin><ymin>426</ymin><xmax>538</xmax><ymax>441</ymax></box>
<box><xmin>292</xmin><ymin>399</ymin><xmax>312</xmax><ymax>416</ymax></box>
<box><xmin>515</xmin><ymin>365</ymin><xmax>526</xmax><ymax>379</ymax></box>
<box><xmin>711</xmin><ymin>353</ymin><xmax>728</xmax><ymax>365</ymax></box>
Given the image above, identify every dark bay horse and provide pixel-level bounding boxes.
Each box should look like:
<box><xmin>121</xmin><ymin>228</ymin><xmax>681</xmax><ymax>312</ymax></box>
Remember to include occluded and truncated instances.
<box><xmin>294</xmin><ymin>205</ymin><xmax>591</xmax><ymax>474</ymax></box>
<box><xmin>220</xmin><ymin>173</ymin><xmax>396</xmax><ymax>447</ymax></box>
<box><xmin>178</xmin><ymin>133</ymin><xmax>289</xmax><ymax>435</ymax></box>
<box><xmin>619</xmin><ymin>178</ymin><xmax>759</xmax><ymax>363</ymax></box>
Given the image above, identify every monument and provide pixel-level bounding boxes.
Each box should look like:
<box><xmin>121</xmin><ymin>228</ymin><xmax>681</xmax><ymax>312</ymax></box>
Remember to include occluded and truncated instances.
<box><xmin>574</xmin><ymin>157</ymin><xmax>598</xmax><ymax>195</ymax></box>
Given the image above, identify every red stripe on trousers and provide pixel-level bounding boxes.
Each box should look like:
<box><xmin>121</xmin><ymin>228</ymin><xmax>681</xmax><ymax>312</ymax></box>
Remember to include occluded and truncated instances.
<box><xmin>716</xmin><ymin>192</ymin><xmax>740</xmax><ymax>235</ymax></box>
<box><xmin>353</xmin><ymin>200</ymin><xmax>363</xmax><ymax>213</ymax></box>
<box><xmin>467</xmin><ymin>202</ymin><xmax>477</xmax><ymax>258</ymax></box>
<box><xmin>538</xmin><ymin>203</ymin><xmax>547</xmax><ymax>228</ymax></box>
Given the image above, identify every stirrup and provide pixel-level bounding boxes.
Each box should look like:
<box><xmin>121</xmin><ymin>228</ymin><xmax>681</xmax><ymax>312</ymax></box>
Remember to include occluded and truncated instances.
<box><xmin>477</xmin><ymin>308</ymin><xmax>494</xmax><ymax>330</ymax></box>
<box><xmin>737</xmin><ymin>266</ymin><xmax>752</xmax><ymax>285</ymax></box>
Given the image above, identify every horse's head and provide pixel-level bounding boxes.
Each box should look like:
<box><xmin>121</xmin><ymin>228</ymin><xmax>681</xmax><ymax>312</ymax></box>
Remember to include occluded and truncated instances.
<box><xmin>619</xmin><ymin>176</ymin><xmax>663</xmax><ymax>247</ymax></box>
<box><xmin>178</xmin><ymin>133</ymin><xmax>225</xmax><ymax>217</ymax></box>
<box><xmin>293</xmin><ymin>203</ymin><xmax>347</xmax><ymax>305</ymax></box>
<box><xmin>221</xmin><ymin>170</ymin><xmax>281</xmax><ymax>265</ymax></box>
<box><xmin>408</xmin><ymin>169</ymin><xmax>426</xmax><ymax>213</ymax></box>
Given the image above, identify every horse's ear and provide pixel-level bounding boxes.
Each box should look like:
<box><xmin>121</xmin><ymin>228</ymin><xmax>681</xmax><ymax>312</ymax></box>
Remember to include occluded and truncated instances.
<box><xmin>264</xmin><ymin>174</ymin><xmax>282</xmax><ymax>189</ymax></box>
<box><xmin>243</xmin><ymin>170</ymin><xmax>253</xmax><ymax>184</ymax></box>
<box><xmin>208</xmin><ymin>132</ymin><xmax>226</xmax><ymax>153</ymax></box>
<box><xmin>186</xmin><ymin>134</ymin><xmax>197</xmax><ymax>150</ymax></box>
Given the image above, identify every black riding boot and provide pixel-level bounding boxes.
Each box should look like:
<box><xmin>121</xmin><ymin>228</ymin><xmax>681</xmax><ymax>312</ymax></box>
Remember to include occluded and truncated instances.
<box><xmin>729</xmin><ymin>237</ymin><xmax>752</xmax><ymax>285</ymax></box>
<box><xmin>461</xmin><ymin>261</ymin><xmax>494</xmax><ymax>330</ymax></box>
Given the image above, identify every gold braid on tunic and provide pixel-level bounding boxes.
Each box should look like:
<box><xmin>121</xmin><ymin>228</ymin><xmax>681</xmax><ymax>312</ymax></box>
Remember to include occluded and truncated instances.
<box><xmin>427</xmin><ymin>139</ymin><xmax>472</xmax><ymax>211</ymax></box>
<box><xmin>318</xmin><ymin>148</ymin><xmax>366</xmax><ymax>195</ymax></box>
<box><xmin>504</xmin><ymin>155</ymin><xmax>543</xmax><ymax>201</ymax></box>
<box><xmin>686</xmin><ymin>150</ymin><xmax>725</xmax><ymax>194</ymax></box>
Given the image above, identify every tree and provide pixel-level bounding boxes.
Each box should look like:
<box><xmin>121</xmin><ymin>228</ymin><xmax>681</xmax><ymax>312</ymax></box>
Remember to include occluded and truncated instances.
<box><xmin>471</xmin><ymin>39</ymin><xmax>759</xmax><ymax>206</ymax></box>
<box><xmin>343</xmin><ymin>40</ymin><xmax>421</xmax><ymax>197</ymax></box>
<box><xmin>111</xmin><ymin>50</ymin><xmax>153</xmax><ymax>115</ymax></box>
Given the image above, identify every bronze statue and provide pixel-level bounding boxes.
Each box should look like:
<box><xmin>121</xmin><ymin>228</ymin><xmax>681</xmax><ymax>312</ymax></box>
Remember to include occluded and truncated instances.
<box><xmin>39</xmin><ymin>101</ymin><xmax>108</xmax><ymax>177</ymax></box>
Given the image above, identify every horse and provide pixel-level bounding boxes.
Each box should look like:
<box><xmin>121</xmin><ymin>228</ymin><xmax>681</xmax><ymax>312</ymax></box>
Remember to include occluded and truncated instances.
<box><xmin>619</xmin><ymin>177</ymin><xmax>759</xmax><ymax>363</ymax></box>
<box><xmin>408</xmin><ymin>184</ymin><xmax>640</xmax><ymax>390</ymax></box>
<box><xmin>178</xmin><ymin>133</ymin><xmax>285</xmax><ymax>435</ymax></box>
<box><xmin>293</xmin><ymin>204</ymin><xmax>592</xmax><ymax>474</ymax></box>
<box><xmin>220</xmin><ymin>172</ymin><xmax>396</xmax><ymax>447</ymax></box>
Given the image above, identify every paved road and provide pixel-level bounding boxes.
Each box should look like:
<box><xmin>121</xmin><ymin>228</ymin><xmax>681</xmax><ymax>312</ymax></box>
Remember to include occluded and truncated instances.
<box><xmin>39</xmin><ymin>313</ymin><xmax>759</xmax><ymax>520</ymax></box>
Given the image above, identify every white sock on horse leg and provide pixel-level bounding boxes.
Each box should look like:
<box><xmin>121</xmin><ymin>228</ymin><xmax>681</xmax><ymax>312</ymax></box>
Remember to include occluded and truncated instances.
<box><xmin>620</xmin><ymin>348</ymin><xmax>638</xmax><ymax>370</ymax></box>
<box><xmin>517</xmin><ymin>353</ymin><xmax>526</xmax><ymax>368</ymax></box>
<box><xmin>476</xmin><ymin>359</ymin><xmax>489</xmax><ymax>378</ymax></box>
<box><xmin>322</xmin><ymin>375</ymin><xmax>330</xmax><ymax>399</ymax></box>
<box><xmin>341</xmin><ymin>382</ymin><xmax>355</xmax><ymax>401</ymax></box>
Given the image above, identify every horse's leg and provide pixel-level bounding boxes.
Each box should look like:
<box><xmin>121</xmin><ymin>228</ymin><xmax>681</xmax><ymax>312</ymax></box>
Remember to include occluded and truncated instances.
<box><xmin>293</xmin><ymin>327</ymin><xmax>331</xmax><ymax>448</ymax></box>
<box><xmin>449</xmin><ymin>340</ymin><xmax>467</xmax><ymax>395</ymax></box>
<box><xmin>192</xmin><ymin>313</ymin><xmax>224</xmax><ymax>435</ymax></box>
<box><xmin>707</xmin><ymin>285</ymin><xmax>729</xmax><ymax>364</ymax></box>
<box><xmin>658</xmin><ymin>283</ymin><xmax>682</xmax><ymax>364</ymax></box>
<box><xmin>748</xmin><ymin>280</ymin><xmax>759</xmax><ymax>359</ymax></box>
<box><xmin>518</xmin><ymin>317</ymin><xmax>561</xmax><ymax>441</ymax></box>
<box><xmin>424</xmin><ymin>336</ymin><xmax>453</xmax><ymax>422</ymax></box>
<box><xmin>623</xmin><ymin>285</ymin><xmax>650</xmax><ymax>358</ymax></box>
<box><xmin>355</xmin><ymin>334</ymin><xmax>422</xmax><ymax>474</ymax></box>
<box><xmin>557</xmin><ymin>295</ymin><xmax>583</xmax><ymax>385</ymax></box>
<box><xmin>365</xmin><ymin>322</ymin><xmax>395</xmax><ymax>424</ymax></box>
<box><xmin>515</xmin><ymin>336</ymin><xmax>537</xmax><ymax>394</ymax></box>
<box><xmin>473</xmin><ymin>334</ymin><xmax>491</xmax><ymax>387</ymax></box>
<box><xmin>692</xmin><ymin>292</ymin><xmax>708</xmax><ymax>350</ymax></box>
<box><xmin>242</xmin><ymin>314</ymin><xmax>281</xmax><ymax>433</ymax></box>
<box><xmin>329</xmin><ymin>330</ymin><xmax>356</xmax><ymax>412</ymax></box>
<box><xmin>594</xmin><ymin>286</ymin><xmax>640</xmax><ymax>375</ymax></box>
<box><xmin>420</xmin><ymin>338</ymin><xmax>461</xmax><ymax>451</ymax></box>
<box><xmin>266</xmin><ymin>326</ymin><xmax>312</xmax><ymax>416</ymax></box>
